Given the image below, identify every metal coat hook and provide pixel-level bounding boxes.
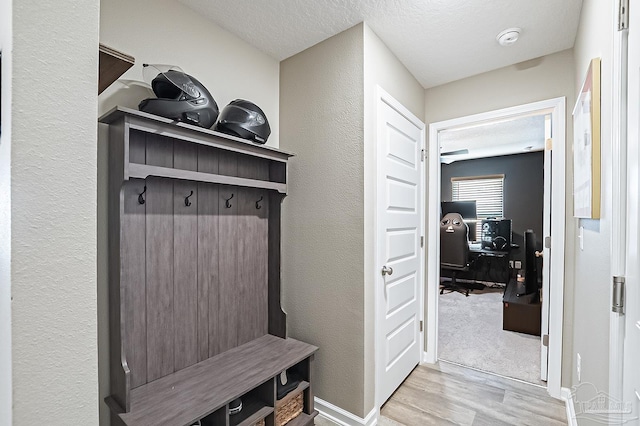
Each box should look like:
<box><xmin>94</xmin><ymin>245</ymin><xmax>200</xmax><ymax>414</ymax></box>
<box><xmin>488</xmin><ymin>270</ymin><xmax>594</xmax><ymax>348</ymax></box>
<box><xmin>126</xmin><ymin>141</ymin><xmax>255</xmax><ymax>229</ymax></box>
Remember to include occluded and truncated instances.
<box><xmin>256</xmin><ymin>196</ymin><xmax>264</xmax><ymax>210</ymax></box>
<box><xmin>138</xmin><ymin>186</ymin><xmax>147</xmax><ymax>205</ymax></box>
<box><xmin>225</xmin><ymin>193</ymin><xmax>234</xmax><ymax>208</ymax></box>
<box><xmin>185</xmin><ymin>190</ymin><xmax>194</xmax><ymax>207</ymax></box>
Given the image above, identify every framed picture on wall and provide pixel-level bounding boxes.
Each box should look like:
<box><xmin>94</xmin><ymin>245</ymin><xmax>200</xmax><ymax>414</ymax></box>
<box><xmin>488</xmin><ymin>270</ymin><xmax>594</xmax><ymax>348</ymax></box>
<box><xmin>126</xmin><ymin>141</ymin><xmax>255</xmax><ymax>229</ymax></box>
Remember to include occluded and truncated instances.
<box><xmin>572</xmin><ymin>57</ymin><xmax>601</xmax><ymax>219</ymax></box>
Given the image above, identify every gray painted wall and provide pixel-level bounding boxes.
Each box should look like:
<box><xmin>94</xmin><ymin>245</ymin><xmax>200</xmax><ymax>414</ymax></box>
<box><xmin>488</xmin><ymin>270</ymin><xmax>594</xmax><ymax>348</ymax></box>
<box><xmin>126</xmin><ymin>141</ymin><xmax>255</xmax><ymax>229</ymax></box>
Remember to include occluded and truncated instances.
<box><xmin>281</xmin><ymin>22</ymin><xmax>425</xmax><ymax>418</ymax></box>
<box><xmin>280</xmin><ymin>24</ymin><xmax>366</xmax><ymax>417</ymax></box>
<box><xmin>571</xmin><ymin>0</ymin><xmax>614</xmax><ymax>399</ymax></box>
<box><xmin>441</xmin><ymin>152</ymin><xmax>545</xmax><ymax>261</ymax></box>
<box><xmin>424</xmin><ymin>48</ymin><xmax>576</xmax><ymax>385</ymax></box>
<box><xmin>11</xmin><ymin>0</ymin><xmax>100</xmax><ymax>424</ymax></box>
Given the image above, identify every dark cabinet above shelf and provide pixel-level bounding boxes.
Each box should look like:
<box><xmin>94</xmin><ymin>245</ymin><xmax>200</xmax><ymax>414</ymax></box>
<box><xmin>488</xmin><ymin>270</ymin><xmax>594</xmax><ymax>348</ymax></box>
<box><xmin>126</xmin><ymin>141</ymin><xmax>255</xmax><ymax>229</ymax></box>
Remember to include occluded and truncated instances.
<box><xmin>98</xmin><ymin>44</ymin><xmax>134</xmax><ymax>95</ymax></box>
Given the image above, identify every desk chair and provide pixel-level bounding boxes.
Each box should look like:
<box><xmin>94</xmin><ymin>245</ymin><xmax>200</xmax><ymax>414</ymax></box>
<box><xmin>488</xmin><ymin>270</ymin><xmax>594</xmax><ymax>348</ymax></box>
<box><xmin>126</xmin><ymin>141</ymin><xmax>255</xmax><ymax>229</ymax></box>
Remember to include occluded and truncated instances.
<box><xmin>440</xmin><ymin>213</ymin><xmax>472</xmax><ymax>297</ymax></box>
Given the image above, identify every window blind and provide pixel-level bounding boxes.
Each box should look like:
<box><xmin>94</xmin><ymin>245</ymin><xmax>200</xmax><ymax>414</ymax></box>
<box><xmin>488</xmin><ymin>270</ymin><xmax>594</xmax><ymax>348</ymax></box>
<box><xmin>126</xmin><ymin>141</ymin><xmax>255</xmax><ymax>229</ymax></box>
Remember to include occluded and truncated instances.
<box><xmin>452</xmin><ymin>175</ymin><xmax>504</xmax><ymax>239</ymax></box>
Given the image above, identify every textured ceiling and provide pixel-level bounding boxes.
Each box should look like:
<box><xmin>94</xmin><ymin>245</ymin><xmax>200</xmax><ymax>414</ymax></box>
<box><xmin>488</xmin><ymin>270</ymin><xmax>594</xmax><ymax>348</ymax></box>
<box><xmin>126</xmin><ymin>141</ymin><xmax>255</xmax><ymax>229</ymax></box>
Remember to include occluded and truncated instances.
<box><xmin>179</xmin><ymin>0</ymin><xmax>583</xmax><ymax>88</ymax></box>
<box><xmin>439</xmin><ymin>114</ymin><xmax>547</xmax><ymax>163</ymax></box>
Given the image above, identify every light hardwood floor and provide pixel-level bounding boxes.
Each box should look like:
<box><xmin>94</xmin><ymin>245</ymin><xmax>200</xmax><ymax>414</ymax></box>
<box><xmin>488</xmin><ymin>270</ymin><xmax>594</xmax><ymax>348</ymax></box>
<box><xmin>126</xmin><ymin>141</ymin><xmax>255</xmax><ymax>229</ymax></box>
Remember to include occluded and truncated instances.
<box><xmin>316</xmin><ymin>361</ymin><xmax>567</xmax><ymax>426</ymax></box>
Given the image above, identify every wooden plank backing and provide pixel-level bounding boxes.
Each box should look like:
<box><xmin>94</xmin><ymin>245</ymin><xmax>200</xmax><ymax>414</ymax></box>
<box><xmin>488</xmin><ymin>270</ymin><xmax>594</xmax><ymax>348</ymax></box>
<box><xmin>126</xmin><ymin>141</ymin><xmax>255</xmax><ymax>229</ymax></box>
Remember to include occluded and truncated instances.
<box><xmin>268</xmin><ymin>195</ymin><xmax>286</xmax><ymax>338</ymax></box>
<box><xmin>173</xmin><ymin>181</ymin><xmax>199</xmax><ymax>371</ymax></box>
<box><xmin>145</xmin><ymin>178</ymin><xmax>175</xmax><ymax>381</ymax></box>
<box><xmin>237</xmin><ymin>188</ymin><xmax>269</xmax><ymax>346</ymax></box>
<box><xmin>122</xmin><ymin>180</ymin><xmax>147</xmax><ymax>388</ymax></box>
<box><xmin>217</xmin><ymin>186</ymin><xmax>239</xmax><ymax>354</ymax></box>
<box><xmin>146</xmin><ymin>134</ymin><xmax>173</xmax><ymax>167</ymax></box>
<box><xmin>118</xmin><ymin>336</ymin><xmax>317</xmax><ymax>426</ymax></box>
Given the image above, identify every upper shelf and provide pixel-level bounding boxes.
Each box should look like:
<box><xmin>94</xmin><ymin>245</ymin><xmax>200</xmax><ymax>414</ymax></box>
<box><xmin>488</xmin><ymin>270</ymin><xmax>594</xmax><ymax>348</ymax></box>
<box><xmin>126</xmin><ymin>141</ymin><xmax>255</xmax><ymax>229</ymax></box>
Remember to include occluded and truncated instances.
<box><xmin>100</xmin><ymin>107</ymin><xmax>294</xmax><ymax>193</ymax></box>
<box><xmin>100</xmin><ymin>106</ymin><xmax>293</xmax><ymax>162</ymax></box>
<box><xmin>98</xmin><ymin>44</ymin><xmax>134</xmax><ymax>95</ymax></box>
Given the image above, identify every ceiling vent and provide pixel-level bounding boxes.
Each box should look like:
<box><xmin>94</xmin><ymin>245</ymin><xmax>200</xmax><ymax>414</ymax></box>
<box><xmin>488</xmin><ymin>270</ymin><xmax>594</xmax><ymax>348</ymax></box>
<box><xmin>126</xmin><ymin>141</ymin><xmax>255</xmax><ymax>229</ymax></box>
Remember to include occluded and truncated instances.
<box><xmin>496</xmin><ymin>28</ymin><xmax>521</xmax><ymax>46</ymax></box>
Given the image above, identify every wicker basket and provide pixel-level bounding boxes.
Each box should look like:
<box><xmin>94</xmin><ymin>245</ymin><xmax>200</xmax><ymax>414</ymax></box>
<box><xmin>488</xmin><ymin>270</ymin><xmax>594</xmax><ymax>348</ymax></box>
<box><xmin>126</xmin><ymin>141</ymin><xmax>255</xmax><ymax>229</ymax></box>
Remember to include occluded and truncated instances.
<box><xmin>253</xmin><ymin>419</ymin><xmax>265</xmax><ymax>426</ymax></box>
<box><xmin>276</xmin><ymin>393</ymin><xmax>304</xmax><ymax>426</ymax></box>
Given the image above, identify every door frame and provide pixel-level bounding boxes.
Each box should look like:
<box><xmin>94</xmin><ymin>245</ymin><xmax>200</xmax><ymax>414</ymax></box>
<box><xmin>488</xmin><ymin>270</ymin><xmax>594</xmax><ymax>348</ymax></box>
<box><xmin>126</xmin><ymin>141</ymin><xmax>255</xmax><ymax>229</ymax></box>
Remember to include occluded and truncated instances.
<box><xmin>374</xmin><ymin>86</ymin><xmax>426</xmax><ymax>409</ymax></box>
<box><xmin>424</xmin><ymin>97</ymin><xmax>566</xmax><ymax>399</ymax></box>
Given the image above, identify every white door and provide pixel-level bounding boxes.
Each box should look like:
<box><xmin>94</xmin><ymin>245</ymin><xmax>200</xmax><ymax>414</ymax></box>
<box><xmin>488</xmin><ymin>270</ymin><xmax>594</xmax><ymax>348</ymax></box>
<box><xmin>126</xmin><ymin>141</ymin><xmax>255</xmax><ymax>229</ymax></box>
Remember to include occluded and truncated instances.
<box><xmin>376</xmin><ymin>88</ymin><xmax>424</xmax><ymax>406</ymax></box>
<box><xmin>540</xmin><ymin>115</ymin><xmax>552</xmax><ymax>381</ymax></box>
<box><xmin>623</xmin><ymin>1</ymin><xmax>640</xmax><ymax>421</ymax></box>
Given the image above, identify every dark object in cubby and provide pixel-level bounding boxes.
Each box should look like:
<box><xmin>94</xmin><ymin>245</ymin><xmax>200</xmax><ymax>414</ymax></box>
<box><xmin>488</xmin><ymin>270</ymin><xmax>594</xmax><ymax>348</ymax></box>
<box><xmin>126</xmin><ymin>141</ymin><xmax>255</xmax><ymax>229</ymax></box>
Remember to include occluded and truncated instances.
<box><xmin>277</xmin><ymin>371</ymin><xmax>301</xmax><ymax>400</ymax></box>
<box><xmin>503</xmin><ymin>278</ymin><xmax>541</xmax><ymax>336</ymax></box>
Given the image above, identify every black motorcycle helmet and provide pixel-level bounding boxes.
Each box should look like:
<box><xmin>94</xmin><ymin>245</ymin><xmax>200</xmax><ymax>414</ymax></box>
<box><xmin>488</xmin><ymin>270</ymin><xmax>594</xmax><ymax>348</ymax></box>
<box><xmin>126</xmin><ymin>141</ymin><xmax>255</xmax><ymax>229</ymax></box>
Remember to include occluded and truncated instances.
<box><xmin>139</xmin><ymin>64</ymin><xmax>218</xmax><ymax>129</ymax></box>
<box><xmin>214</xmin><ymin>99</ymin><xmax>271</xmax><ymax>144</ymax></box>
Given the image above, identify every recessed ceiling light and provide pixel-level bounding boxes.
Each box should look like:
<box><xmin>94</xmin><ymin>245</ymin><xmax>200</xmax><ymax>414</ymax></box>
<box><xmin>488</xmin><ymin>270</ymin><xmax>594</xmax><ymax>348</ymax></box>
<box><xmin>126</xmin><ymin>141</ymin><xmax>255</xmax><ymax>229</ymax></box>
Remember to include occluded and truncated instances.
<box><xmin>496</xmin><ymin>28</ymin><xmax>521</xmax><ymax>46</ymax></box>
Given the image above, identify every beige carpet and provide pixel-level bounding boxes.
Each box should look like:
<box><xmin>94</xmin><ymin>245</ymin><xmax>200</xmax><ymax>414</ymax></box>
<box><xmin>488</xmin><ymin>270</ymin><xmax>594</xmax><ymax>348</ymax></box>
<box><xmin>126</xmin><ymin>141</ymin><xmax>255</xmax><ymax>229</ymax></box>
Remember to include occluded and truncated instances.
<box><xmin>437</xmin><ymin>286</ymin><xmax>544</xmax><ymax>385</ymax></box>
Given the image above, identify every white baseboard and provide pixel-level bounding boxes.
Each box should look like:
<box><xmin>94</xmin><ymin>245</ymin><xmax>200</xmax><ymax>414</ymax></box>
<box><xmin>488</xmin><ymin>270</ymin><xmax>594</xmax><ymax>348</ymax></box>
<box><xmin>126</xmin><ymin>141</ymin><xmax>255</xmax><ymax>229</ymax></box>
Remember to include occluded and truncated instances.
<box><xmin>422</xmin><ymin>351</ymin><xmax>436</xmax><ymax>364</ymax></box>
<box><xmin>314</xmin><ymin>397</ymin><xmax>377</xmax><ymax>426</ymax></box>
<box><xmin>560</xmin><ymin>387</ymin><xmax>577</xmax><ymax>426</ymax></box>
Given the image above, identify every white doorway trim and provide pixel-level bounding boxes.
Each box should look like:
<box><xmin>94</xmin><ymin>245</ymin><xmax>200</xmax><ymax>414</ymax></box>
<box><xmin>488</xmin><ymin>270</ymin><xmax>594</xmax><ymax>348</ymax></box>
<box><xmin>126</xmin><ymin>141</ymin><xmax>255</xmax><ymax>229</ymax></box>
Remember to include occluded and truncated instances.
<box><xmin>424</xmin><ymin>97</ymin><xmax>566</xmax><ymax>400</ymax></box>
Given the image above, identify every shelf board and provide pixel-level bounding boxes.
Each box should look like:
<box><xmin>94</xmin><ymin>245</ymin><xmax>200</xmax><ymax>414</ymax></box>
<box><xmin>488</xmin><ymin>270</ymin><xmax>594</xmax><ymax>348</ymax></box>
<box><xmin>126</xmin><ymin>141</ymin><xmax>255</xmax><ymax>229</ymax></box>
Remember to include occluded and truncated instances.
<box><xmin>230</xmin><ymin>401</ymin><xmax>273</xmax><ymax>426</ymax></box>
<box><xmin>98</xmin><ymin>44</ymin><xmax>134</xmax><ymax>94</ymax></box>
<box><xmin>276</xmin><ymin>381</ymin><xmax>309</xmax><ymax>409</ymax></box>
<box><xmin>284</xmin><ymin>411</ymin><xmax>319</xmax><ymax>426</ymax></box>
<box><xmin>114</xmin><ymin>335</ymin><xmax>317</xmax><ymax>426</ymax></box>
<box><xmin>99</xmin><ymin>106</ymin><xmax>294</xmax><ymax>162</ymax></box>
<box><xmin>128</xmin><ymin>163</ymin><xmax>287</xmax><ymax>193</ymax></box>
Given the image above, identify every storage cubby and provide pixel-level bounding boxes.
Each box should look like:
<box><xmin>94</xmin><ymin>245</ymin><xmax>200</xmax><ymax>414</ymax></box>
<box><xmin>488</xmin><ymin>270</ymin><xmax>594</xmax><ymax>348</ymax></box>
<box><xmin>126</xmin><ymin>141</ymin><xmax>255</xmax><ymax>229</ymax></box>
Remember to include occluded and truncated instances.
<box><xmin>229</xmin><ymin>380</ymin><xmax>274</xmax><ymax>426</ymax></box>
<box><xmin>100</xmin><ymin>107</ymin><xmax>318</xmax><ymax>426</ymax></box>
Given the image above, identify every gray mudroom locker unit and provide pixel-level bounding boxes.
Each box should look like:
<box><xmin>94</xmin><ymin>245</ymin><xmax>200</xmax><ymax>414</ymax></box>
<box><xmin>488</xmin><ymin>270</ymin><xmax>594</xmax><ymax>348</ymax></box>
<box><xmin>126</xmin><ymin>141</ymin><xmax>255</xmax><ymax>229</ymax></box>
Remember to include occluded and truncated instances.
<box><xmin>100</xmin><ymin>107</ymin><xmax>318</xmax><ymax>426</ymax></box>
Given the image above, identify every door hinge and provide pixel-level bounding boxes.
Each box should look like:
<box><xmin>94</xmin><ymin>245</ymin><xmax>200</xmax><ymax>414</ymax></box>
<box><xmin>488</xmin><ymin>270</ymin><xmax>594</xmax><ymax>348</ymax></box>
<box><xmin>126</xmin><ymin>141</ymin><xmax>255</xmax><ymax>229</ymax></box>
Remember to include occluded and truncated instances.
<box><xmin>542</xmin><ymin>334</ymin><xmax>549</xmax><ymax>347</ymax></box>
<box><xmin>618</xmin><ymin>0</ymin><xmax>629</xmax><ymax>31</ymax></box>
<box><xmin>421</xmin><ymin>149</ymin><xmax>426</xmax><ymax>162</ymax></box>
<box><xmin>420</xmin><ymin>236</ymin><xmax>424</xmax><ymax>248</ymax></box>
<box><xmin>420</xmin><ymin>321</ymin><xmax>423</xmax><ymax>332</ymax></box>
<box><xmin>545</xmin><ymin>236</ymin><xmax>551</xmax><ymax>249</ymax></box>
<box><xmin>613</xmin><ymin>276</ymin><xmax>626</xmax><ymax>314</ymax></box>
<box><xmin>545</xmin><ymin>138</ymin><xmax>553</xmax><ymax>151</ymax></box>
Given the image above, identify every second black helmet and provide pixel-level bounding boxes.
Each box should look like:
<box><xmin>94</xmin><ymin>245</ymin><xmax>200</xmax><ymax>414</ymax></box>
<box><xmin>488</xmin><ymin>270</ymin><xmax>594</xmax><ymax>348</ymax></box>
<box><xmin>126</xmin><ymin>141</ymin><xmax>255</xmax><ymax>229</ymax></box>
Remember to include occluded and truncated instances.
<box><xmin>215</xmin><ymin>99</ymin><xmax>271</xmax><ymax>144</ymax></box>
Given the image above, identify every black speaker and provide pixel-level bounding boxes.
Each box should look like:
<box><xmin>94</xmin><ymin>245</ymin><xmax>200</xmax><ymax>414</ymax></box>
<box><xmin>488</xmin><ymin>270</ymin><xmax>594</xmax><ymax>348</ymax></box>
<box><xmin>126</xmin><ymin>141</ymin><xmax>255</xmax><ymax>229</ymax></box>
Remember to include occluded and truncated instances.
<box><xmin>481</xmin><ymin>219</ymin><xmax>512</xmax><ymax>251</ymax></box>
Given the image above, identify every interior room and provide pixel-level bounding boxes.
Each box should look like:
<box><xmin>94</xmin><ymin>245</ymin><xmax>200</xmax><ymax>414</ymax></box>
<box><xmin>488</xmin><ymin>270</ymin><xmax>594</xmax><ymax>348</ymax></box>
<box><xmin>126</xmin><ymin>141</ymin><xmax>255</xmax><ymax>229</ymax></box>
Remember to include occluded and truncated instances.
<box><xmin>437</xmin><ymin>114</ymin><xmax>547</xmax><ymax>385</ymax></box>
<box><xmin>3</xmin><ymin>1</ymin><xmax>640</xmax><ymax>426</ymax></box>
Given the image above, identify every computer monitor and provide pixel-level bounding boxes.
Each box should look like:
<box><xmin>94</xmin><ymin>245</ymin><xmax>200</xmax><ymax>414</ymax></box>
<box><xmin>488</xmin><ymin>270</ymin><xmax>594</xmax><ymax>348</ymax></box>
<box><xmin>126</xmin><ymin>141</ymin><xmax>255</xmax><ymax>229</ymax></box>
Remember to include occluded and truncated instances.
<box><xmin>441</xmin><ymin>201</ymin><xmax>477</xmax><ymax>220</ymax></box>
<box><xmin>441</xmin><ymin>201</ymin><xmax>477</xmax><ymax>241</ymax></box>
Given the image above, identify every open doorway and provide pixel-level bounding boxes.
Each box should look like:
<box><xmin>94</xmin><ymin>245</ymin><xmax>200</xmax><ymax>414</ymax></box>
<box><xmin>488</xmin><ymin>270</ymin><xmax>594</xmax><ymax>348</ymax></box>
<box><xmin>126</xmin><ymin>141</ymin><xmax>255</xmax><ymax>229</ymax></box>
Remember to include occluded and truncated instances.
<box><xmin>437</xmin><ymin>113</ymin><xmax>548</xmax><ymax>385</ymax></box>
<box><xmin>425</xmin><ymin>98</ymin><xmax>566</xmax><ymax>399</ymax></box>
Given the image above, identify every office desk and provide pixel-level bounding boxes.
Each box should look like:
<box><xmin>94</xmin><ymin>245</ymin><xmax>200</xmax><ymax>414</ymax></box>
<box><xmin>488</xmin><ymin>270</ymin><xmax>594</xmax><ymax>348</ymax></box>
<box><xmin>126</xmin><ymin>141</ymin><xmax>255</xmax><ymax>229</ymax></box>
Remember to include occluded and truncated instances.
<box><xmin>441</xmin><ymin>246</ymin><xmax>510</xmax><ymax>286</ymax></box>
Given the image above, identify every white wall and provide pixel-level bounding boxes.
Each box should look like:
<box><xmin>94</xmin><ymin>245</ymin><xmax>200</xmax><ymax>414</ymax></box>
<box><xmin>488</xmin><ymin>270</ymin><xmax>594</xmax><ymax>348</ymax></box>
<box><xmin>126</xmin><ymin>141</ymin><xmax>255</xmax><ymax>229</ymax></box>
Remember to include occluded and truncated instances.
<box><xmin>0</xmin><ymin>0</ymin><xmax>12</xmax><ymax>423</ymax></box>
<box><xmin>363</xmin><ymin>23</ymin><xmax>425</xmax><ymax>414</ymax></box>
<box><xmin>11</xmin><ymin>0</ymin><xmax>100</xmax><ymax>424</ymax></box>
<box><xmin>571</xmin><ymin>0</ymin><xmax>614</xmax><ymax>398</ymax></box>
<box><xmin>424</xmin><ymin>49</ymin><xmax>577</xmax><ymax>386</ymax></box>
<box><xmin>99</xmin><ymin>0</ymin><xmax>281</xmax><ymax>147</ymax></box>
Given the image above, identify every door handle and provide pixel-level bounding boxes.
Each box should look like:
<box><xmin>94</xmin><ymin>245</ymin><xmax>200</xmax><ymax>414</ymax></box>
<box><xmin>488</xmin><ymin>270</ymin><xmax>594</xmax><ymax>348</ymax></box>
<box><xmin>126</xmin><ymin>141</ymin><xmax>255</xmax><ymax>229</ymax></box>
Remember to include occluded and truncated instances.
<box><xmin>381</xmin><ymin>266</ymin><xmax>394</xmax><ymax>276</ymax></box>
<box><xmin>535</xmin><ymin>251</ymin><xmax>543</xmax><ymax>258</ymax></box>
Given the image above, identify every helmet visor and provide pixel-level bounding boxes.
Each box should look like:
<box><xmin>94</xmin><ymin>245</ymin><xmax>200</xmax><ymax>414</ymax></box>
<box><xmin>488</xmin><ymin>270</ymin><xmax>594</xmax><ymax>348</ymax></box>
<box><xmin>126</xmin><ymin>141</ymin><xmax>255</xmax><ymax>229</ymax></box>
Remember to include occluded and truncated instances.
<box><xmin>222</xmin><ymin>105</ymin><xmax>265</xmax><ymax>126</ymax></box>
<box><xmin>142</xmin><ymin>64</ymin><xmax>201</xmax><ymax>100</ymax></box>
